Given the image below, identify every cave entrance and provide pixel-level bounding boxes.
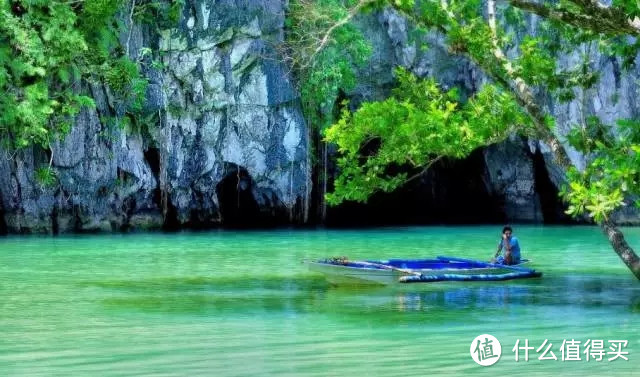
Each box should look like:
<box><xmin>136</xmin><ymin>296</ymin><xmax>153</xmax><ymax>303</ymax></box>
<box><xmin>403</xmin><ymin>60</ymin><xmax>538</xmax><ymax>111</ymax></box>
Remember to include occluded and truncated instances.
<box><xmin>533</xmin><ymin>149</ymin><xmax>572</xmax><ymax>223</ymax></box>
<box><xmin>216</xmin><ymin>165</ymin><xmax>260</xmax><ymax>228</ymax></box>
<box><xmin>325</xmin><ymin>148</ymin><xmax>503</xmax><ymax>226</ymax></box>
<box><xmin>0</xmin><ymin>193</ymin><xmax>6</xmax><ymax>235</ymax></box>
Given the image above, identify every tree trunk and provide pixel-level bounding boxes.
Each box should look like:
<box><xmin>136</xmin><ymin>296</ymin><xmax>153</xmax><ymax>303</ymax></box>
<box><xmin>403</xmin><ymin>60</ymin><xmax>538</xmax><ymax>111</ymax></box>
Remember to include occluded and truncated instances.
<box><xmin>601</xmin><ymin>220</ymin><xmax>640</xmax><ymax>279</ymax></box>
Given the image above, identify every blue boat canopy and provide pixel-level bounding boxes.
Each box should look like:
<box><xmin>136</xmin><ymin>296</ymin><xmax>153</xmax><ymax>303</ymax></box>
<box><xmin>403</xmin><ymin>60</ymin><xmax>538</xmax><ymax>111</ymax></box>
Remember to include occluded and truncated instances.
<box><xmin>312</xmin><ymin>255</ymin><xmax>542</xmax><ymax>284</ymax></box>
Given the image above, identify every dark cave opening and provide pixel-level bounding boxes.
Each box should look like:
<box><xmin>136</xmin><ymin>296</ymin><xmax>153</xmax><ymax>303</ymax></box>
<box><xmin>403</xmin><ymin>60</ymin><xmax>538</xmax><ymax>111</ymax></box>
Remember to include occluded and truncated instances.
<box><xmin>0</xmin><ymin>195</ymin><xmax>7</xmax><ymax>235</ymax></box>
<box><xmin>144</xmin><ymin>148</ymin><xmax>161</xmax><ymax>176</ymax></box>
<box><xmin>51</xmin><ymin>205</ymin><xmax>59</xmax><ymax>235</ymax></box>
<box><xmin>216</xmin><ymin>166</ymin><xmax>262</xmax><ymax>228</ymax></box>
<box><xmin>161</xmin><ymin>196</ymin><xmax>181</xmax><ymax>231</ymax></box>
<box><xmin>325</xmin><ymin>148</ymin><xmax>504</xmax><ymax>227</ymax></box>
<box><xmin>532</xmin><ymin>149</ymin><xmax>572</xmax><ymax>223</ymax></box>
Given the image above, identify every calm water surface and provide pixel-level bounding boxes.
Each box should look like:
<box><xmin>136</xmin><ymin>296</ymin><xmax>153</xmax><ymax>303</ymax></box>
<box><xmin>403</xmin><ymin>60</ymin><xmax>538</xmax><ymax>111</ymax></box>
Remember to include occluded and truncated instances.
<box><xmin>0</xmin><ymin>225</ymin><xmax>638</xmax><ymax>376</ymax></box>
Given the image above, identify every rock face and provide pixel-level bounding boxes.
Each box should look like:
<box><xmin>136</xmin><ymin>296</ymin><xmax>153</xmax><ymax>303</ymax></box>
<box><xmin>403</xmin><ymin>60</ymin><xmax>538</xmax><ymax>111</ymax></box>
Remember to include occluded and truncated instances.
<box><xmin>0</xmin><ymin>2</ymin><xmax>638</xmax><ymax>233</ymax></box>
<box><xmin>0</xmin><ymin>0</ymin><xmax>310</xmax><ymax>233</ymax></box>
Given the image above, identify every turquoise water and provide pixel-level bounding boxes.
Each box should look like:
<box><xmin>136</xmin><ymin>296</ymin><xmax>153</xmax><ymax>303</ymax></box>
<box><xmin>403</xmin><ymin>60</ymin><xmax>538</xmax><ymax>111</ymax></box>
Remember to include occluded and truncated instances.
<box><xmin>0</xmin><ymin>225</ymin><xmax>638</xmax><ymax>376</ymax></box>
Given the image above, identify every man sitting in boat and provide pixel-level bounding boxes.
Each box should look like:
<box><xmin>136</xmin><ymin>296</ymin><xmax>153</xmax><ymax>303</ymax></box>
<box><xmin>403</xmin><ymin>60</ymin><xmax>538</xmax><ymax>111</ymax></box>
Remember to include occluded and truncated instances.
<box><xmin>491</xmin><ymin>226</ymin><xmax>521</xmax><ymax>265</ymax></box>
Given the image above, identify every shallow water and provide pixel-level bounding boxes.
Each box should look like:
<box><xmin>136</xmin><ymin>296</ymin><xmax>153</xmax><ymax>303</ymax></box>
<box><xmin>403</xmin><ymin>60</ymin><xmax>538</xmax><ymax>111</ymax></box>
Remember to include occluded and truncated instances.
<box><xmin>0</xmin><ymin>225</ymin><xmax>638</xmax><ymax>376</ymax></box>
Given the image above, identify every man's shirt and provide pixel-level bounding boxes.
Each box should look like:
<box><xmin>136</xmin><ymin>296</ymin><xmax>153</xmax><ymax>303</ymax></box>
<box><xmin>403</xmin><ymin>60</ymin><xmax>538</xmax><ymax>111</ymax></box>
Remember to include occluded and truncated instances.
<box><xmin>497</xmin><ymin>237</ymin><xmax>521</xmax><ymax>263</ymax></box>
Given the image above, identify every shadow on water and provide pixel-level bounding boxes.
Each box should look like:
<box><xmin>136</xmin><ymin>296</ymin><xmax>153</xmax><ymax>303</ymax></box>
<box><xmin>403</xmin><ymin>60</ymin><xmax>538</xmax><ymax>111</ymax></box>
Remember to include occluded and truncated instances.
<box><xmin>89</xmin><ymin>275</ymin><xmax>330</xmax><ymax>315</ymax></box>
<box><xmin>86</xmin><ymin>273</ymin><xmax>640</xmax><ymax>320</ymax></box>
<box><xmin>633</xmin><ymin>298</ymin><xmax>640</xmax><ymax>313</ymax></box>
<box><xmin>85</xmin><ymin>274</ymin><xmax>331</xmax><ymax>292</ymax></box>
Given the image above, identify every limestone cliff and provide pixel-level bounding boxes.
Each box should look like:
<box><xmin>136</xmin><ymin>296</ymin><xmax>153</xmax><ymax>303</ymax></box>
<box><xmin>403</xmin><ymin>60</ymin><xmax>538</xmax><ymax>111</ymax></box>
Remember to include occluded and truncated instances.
<box><xmin>0</xmin><ymin>1</ymin><xmax>637</xmax><ymax>233</ymax></box>
<box><xmin>0</xmin><ymin>0</ymin><xmax>310</xmax><ymax>233</ymax></box>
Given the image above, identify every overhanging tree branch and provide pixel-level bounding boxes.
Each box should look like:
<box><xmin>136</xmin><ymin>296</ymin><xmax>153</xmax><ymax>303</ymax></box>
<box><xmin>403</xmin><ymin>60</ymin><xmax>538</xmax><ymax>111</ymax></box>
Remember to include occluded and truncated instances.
<box><xmin>507</xmin><ymin>0</ymin><xmax>640</xmax><ymax>36</ymax></box>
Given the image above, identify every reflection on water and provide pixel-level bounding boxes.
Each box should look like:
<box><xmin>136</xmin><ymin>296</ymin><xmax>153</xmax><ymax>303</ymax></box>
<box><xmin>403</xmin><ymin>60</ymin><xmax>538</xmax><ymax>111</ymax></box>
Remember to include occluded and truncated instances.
<box><xmin>96</xmin><ymin>275</ymin><xmax>330</xmax><ymax>315</ymax></box>
<box><xmin>82</xmin><ymin>271</ymin><xmax>640</xmax><ymax>327</ymax></box>
<box><xmin>0</xmin><ymin>226</ymin><xmax>639</xmax><ymax>376</ymax></box>
<box><xmin>389</xmin><ymin>276</ymin><xmax>640</xmax><ymax>312</ymax></box>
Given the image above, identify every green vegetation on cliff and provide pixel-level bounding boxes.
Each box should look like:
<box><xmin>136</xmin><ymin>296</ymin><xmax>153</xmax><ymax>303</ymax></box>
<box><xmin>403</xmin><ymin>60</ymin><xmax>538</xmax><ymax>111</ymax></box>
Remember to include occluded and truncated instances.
<box><xmin>285</xmin><ymin>0</ymin><xmax>372</xmax><ymax>130</ymax></box>
<box><xmin>0</xmin><ymin>0</ymin><xmax>181</xmax><ymax>150</ymax></box>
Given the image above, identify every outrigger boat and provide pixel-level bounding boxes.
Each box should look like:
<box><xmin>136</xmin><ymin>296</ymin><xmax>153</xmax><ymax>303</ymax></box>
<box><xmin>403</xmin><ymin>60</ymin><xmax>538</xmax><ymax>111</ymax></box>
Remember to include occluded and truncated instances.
<box><xmin>307</xmin><ymin>256</ymin><xmax>542</xmax><ymax>285</ymax></box>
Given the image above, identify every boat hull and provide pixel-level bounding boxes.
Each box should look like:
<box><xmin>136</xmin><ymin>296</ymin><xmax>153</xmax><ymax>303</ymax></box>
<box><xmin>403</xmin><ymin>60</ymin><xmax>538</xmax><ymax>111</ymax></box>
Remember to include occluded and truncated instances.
<box><xmin>308</xmin><ymin>261</ymin><xmax>405</xmax><ymax>285</ymax></box>
<box><xmin>307</xmin><ymin>256</ymin><xmax>540</xmax><ymax>285</ymax></box>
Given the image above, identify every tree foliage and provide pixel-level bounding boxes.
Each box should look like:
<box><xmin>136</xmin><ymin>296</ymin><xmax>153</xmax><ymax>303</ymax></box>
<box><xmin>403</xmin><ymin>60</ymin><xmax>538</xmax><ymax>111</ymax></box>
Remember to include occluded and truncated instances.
<box><xmin>284</xmin><ymin>0</ymin><xmax>373</xmax><ymax>129</ymax></box>
<box><xmin>563</xmin><ymin>118</ymin><xmax>640</xmax><ymax>222</ymax></box>
<box><xmin>325</xmin><ymin>68</ymin><xmax>531</xmax><ymax>204</ymax></box>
